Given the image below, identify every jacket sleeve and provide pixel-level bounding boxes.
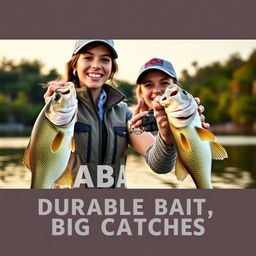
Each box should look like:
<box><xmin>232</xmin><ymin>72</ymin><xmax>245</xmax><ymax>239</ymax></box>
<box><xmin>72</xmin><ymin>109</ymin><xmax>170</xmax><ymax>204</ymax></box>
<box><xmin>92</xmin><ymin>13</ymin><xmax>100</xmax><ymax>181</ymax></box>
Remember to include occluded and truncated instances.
<box><xmin>144</xmin><ymin>133</ymin><xmax>177</xmax><ymax>174</ymax></box>
<box><xmin>126</xmin><ymin>107</ymin><xmax>133</xmax><ymax>122</ymax></box>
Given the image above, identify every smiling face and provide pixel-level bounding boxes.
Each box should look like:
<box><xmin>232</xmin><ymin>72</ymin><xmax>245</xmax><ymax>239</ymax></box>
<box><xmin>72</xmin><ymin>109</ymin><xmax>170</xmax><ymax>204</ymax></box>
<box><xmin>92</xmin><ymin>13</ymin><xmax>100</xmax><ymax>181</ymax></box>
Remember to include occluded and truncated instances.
<box><xmin>138</xmin><ymin>70</ymin><xmax>175</xmax><ymax>110</ymax></box>
<box><xmin>75</xmin><ymin>44</ymin><xmax>112</xmax><ymax>91</ymax></box>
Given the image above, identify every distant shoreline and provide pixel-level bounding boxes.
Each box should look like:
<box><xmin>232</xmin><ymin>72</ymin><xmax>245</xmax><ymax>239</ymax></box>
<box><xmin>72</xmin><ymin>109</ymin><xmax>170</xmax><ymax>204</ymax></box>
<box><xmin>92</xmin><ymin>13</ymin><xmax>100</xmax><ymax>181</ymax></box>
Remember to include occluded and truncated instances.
<box><xmin>0</xmin><ymin>123</ymin><xmax>31</xmax><ymax>133</ymax></box>
<box><xmin>0</xmin><ymin>122</ymin><xmax>256</xmax><ymax>136</ymax></box>
<box><xmin>0</xmin><ymin>135</ymin><xmax>256</xmax><ymax>149</ymax></box>
<box><xmin>210</xmin><ymin>123</ymin><xmax>256</xmax><ymax>135</ymax></box>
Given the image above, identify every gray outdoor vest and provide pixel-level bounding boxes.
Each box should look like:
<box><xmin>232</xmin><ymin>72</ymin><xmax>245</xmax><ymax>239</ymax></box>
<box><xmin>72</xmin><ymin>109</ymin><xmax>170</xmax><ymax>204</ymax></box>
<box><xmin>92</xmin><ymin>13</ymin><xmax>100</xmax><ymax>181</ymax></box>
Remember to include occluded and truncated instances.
<box><xmin>68</xmin><ymin>84</ymin><xmax>130</xmax><ymax>188</ymax></box>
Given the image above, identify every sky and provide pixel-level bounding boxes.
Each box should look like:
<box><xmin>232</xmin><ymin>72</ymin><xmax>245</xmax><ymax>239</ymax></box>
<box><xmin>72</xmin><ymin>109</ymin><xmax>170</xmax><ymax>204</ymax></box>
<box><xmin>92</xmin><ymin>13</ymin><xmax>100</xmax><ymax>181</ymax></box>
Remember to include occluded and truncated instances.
<box><xmin>0</xmin><ymin>40</ymin><xmax>255</xmax><ymax>83</ymax></box>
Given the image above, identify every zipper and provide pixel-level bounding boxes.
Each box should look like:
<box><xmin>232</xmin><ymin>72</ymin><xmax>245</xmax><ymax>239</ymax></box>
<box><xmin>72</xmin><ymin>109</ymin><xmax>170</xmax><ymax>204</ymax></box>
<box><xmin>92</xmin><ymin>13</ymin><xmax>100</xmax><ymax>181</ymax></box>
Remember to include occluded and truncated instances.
<box><xmin>87</xmin><ymin>86</ymin><xmax>125</xmax><ymax>165</ymax></box>
<box><xmin>112</xmin><ymin>127</ymin><xmax>118</xmax><ymax>164</ymax></box>
<box><xmin>102</xmin><ymin>107</ymin><xmax>110</xmax><ymax>164</ymax></box>
<box><xmin>87</xmin><ymin>89</ymin><xmax>102</xmax><ymax>164</ymax></box>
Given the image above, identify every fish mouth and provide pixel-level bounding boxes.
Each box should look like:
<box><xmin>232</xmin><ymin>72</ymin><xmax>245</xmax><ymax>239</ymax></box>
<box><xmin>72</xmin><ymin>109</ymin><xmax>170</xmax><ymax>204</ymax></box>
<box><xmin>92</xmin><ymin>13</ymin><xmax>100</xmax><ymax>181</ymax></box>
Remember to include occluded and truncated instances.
<box><xmin>55</xmin><ymin>82</ymin><xmax>75</xmax><ymax>95</ymax></box>
<box><xmin>160</xmin><ymin>90</ymin><xmax>178</xmax><ymax>102</ymax></box>
<box><xmin>61</xmin><ymin>89</ymin><xmax>70</xmax><ymax>95</ymax></box>
<box><xmin>175</xmin><ymin>112</ymin><xmax>195</xmax><ymax>120</ymax></box>
<box><xmin>56</xmin><ymin>88</ymin><xmax>71</xmax><ymax>95</ymax></box>
<box><xmin>54</xmin><ymin>82</ymin><xmax>77</xmax><ymax>102</ymax></box>
<box><xmin>53</xmin><ymin>89</ymin><xmax>73</xmax><ymax>102</ymax></box>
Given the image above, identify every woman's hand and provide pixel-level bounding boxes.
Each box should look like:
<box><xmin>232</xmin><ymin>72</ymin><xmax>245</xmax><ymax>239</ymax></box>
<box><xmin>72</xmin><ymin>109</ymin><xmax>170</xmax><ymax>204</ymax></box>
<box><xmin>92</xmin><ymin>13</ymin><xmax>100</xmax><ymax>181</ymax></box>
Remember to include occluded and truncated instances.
<box><xmin>194</xmin><ymin>97</ymin><xmax>210</xmax><ymax>129</ymax></box>
<box><xmin>128</xmin><ymin>98</ymin><xmax>150</xmax><ymax>133</ymax></box>
<box><xmin>43</xmin><ymin>81</ymin><xmax>66</xmax><ymax>103</ymax></box>
<box><xmin>129</xmin><ymin>97</ymin><xmax>174</xmax><ymax>145</ymax></box>
<box><xmin>128</xmin><ymin>96</ymin><xmax>209</xmax><ymax>145</ymax></box>
<box><xmin>152</xmin><ymin>96</ymin><xmax>174</xmax><ymax>145</ymax></box>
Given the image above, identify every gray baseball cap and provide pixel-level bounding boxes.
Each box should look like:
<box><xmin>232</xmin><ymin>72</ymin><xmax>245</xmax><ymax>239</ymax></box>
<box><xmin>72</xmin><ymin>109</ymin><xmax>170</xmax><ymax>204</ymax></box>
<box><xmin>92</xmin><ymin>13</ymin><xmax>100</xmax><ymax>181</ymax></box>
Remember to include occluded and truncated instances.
<box><xmin>73</xmin><ymin>39</ymin><xmax>118</xmax><ymax>58</ymax></box>
<box><xmin>136</xmin><ymin>58</ymin><xmax>177</xmax><ymax>84</ymax></box>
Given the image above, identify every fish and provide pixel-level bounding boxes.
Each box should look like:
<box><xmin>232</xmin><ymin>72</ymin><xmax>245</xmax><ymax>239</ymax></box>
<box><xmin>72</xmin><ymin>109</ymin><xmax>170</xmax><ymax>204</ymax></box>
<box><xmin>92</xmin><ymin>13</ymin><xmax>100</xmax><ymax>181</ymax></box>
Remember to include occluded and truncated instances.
<box><xmin>159</xmin><ymin>84</ymin><xmax>228</xmax><ymax>188</ymax></box>
<box><xmin>24</xmin><ymin>82</ymin><xmax>78</xmax><ymax>188</ymax></box>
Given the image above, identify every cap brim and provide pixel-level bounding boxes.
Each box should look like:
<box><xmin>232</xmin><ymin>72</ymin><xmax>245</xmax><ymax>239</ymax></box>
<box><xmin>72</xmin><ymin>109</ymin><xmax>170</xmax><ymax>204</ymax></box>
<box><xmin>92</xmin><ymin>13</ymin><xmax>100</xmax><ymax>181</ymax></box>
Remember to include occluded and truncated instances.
<box><xmin>136</xmin><ymin>66</ymin><xmax>176</xmax><ymax>84</ymax></box>
<box><xmin>73</xmin><ymin>40</ymin><xmax>118</xmax><ymax>58</ymax></box>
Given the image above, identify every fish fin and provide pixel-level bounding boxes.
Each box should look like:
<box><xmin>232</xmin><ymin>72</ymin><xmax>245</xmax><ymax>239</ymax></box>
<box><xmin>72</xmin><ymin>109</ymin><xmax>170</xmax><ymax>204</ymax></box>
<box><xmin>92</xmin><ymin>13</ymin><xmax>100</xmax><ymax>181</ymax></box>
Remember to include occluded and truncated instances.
<box><xmin>210</xmin><ymin>142</ymin><xmax>228</xmax><ymax>160</ymax></box>
<box><xmin>51</xmin><ymin>131</ymin><xmax>64</xmax><ymax>152</ymax></box>
<box><xmin>180</xmin><ymin>133</ymin><xmax>191</xmax><ymax>152</ymax></box>
<box><xmin>195</xmin><ymin>127</ymin><xmax>216</xmax><ymax>142</ymax></box>
<box><xmin>70</xmin><ymin>137</ymin><xmax>76</xmax><ymax>152</ymax></box>
<box><xmin>175</xmin><ymin>156</ymin><xmax>189</xmax><ymax>181</ymax></box>
<box><xmin>23</xmin><ymin>140</ymin><xmax>32</xmax><ymax>170</ymax></box>
<box><xmin>52</xmin><ymin>166</ymin><xmax>73</xmax><ymax>189</ymax></box>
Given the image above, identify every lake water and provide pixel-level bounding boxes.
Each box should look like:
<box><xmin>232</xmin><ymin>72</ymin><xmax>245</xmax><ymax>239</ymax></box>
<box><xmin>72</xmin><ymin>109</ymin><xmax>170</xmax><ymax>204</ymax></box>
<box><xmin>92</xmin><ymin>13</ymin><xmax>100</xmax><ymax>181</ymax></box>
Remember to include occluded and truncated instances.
<box><xmin>0</xmin><ymin>136</ymin><xmax>255</xmax><ymax>189</ymax></box>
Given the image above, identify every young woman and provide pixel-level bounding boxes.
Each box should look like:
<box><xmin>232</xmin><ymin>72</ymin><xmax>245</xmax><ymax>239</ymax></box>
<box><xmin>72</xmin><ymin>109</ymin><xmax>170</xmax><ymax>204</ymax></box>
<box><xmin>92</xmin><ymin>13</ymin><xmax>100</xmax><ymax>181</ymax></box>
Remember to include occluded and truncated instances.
<box><xmin>44</xmin><ymin>40</ymin><xmax>178</xmax><ymax>188</ymax></box>
<box><xmin>129</xmin><ymin>57</ymin><xmax>210</xmax><ymax>133</ymax></box>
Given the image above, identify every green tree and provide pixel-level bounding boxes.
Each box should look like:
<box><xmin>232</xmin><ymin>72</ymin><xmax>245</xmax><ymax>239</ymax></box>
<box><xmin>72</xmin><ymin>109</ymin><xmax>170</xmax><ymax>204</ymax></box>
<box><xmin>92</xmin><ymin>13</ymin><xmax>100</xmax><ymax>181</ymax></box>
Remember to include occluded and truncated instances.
<box><xmin>116</xmin><ymin>80</ymin><xmax>136</xmax><ymax>106</ymax></box>
<box><xmin>230</xmin><ymin>96</ymin><xmax>256</xmax><ymax>124</ymax></box>
<box><xmin>0</xmin><ymin>94</ymin><xmax>11</xmax><ymax>122</ymax></box>
<box><xmin>11</xmin><ymin>92</ymin><xmax>43</xmax><ymax>125</ymax></box>
<box><xmin>217</xmin><ymin>91</ymin><xmax>232</xmax><ymax>122</ymax></box>
<box><xmin>0</xmin><ymin>57</ymin><xmax>60</xmax><ymax>125</ymax></box>
<box><xmin>230</xmin><ymin>50</ymin><xmax>256</xmax><ymax>96</ymax></box>
<box><xmin>180</xmin><ymin>49</ymin><xmax>256</xmax><ymax>125</ymax></box>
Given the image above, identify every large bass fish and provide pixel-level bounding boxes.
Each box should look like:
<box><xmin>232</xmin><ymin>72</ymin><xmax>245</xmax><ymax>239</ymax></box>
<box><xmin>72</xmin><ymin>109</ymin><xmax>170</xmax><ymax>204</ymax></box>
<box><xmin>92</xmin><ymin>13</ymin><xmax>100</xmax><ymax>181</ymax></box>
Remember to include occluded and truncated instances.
<box><xmin>159</xmin><ymin>84</ymin><xmax>228</xmax><ymax>188</ymax></box>
<box><xmin>24</xmin><ymin>82</ymin><xmax>78</xmax><ymax>188</ymax></box>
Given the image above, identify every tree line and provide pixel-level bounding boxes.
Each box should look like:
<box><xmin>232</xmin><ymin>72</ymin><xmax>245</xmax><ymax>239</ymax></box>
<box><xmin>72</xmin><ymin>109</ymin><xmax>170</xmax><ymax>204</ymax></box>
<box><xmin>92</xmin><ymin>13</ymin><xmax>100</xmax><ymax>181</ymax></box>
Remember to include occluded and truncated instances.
<box><xmin>0</xmin><ymin>49</ymin><xmax>255</xmax><ymax>126</ymax></box>
<box><xmin>180</xmin><ymin>50</ymin><xmax>256</xmax><ymax>125</ymax></box>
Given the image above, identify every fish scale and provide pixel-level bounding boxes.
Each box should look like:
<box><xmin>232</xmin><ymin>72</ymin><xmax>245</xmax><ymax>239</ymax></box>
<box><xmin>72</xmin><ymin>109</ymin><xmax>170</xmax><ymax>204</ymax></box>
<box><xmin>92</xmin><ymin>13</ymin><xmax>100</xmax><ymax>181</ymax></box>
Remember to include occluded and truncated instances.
<box><xmin>170</xmin><ymin>114</ymin><xmax>212</xmax><ymax>188</ymax></box>
<box><xmin>29</xmin><ymin>115</ymin><xmax>73</xmax><ymax>188</ymax></box>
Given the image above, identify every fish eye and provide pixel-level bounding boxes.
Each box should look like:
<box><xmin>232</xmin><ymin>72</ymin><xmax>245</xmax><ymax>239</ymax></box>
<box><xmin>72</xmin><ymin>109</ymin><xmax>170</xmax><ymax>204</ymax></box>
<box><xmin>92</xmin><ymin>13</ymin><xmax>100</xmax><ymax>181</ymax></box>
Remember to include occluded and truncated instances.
<box><xmin>182</xmin><ymin>90</ymin><xmax>188</xmax><ymax>95</ymax></box>
<box><xmin>54</xmin><ymin>93</ymin><xmax>61</xmax><ymax>101</ymax></box>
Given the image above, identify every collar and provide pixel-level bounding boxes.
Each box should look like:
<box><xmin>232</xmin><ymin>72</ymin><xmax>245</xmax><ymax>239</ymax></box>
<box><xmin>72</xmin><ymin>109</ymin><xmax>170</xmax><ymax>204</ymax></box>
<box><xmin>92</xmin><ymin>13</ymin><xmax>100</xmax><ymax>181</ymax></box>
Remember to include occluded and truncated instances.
<box><xmin>76</xmin><ymin>84</ymin><xmax>125</xmax><ymax>110</ymax></box>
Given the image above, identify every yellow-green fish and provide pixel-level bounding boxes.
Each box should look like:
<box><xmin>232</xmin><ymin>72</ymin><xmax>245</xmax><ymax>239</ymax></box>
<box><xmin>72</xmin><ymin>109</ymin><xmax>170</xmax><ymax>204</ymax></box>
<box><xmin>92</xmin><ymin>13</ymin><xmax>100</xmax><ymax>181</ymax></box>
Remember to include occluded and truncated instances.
<box><xmin>159</xmin><ymin>84</ymin><xmax>228</xmax><ymax>188</ymax></box>
<box><xmin>24</xmin><ymin>82</ymin><xmax>77</xmax><ymax>188</ymax></box>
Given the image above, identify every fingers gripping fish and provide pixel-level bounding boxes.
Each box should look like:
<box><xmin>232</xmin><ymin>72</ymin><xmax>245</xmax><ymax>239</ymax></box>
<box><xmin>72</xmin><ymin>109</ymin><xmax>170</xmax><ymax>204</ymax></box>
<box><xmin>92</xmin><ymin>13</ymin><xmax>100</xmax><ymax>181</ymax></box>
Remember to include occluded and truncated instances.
<box><xmin>24</xmin><ymin>82</ymin><xmax>78</xmax><ymax>188</ymax></box>
<box><xmin>159</xmin><ymin>84</ymin><xmax>228</xmax><ymax>189</ymax></box>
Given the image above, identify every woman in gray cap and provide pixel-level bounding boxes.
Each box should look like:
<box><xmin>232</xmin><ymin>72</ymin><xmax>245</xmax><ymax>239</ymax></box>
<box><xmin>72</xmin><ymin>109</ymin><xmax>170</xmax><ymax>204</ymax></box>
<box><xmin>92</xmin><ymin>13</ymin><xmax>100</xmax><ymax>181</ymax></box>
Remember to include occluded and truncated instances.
<box><xmin>44</xmin><ymin>41</ymin><xmax>178</xmax><ymax>188</ymax></box>
<box><xmin>129</xmin><ymin>57</ymin><xmax>209</xmax><ymax>132</ymax></box>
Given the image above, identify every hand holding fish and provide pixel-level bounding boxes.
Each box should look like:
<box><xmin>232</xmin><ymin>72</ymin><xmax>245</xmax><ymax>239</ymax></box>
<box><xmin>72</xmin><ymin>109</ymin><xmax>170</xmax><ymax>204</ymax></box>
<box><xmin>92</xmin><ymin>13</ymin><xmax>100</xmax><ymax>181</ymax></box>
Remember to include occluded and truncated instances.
<box><xmin>152</xmin><ymin>96</ymin><xmax>174</xmax><ymax>145</ymax></box>
<box><xmin>153</xmin><ymin>95</ymin><xmax>211</xmax><ymax>145</ymax></box>
<box><xmin>128</xmin><ymin>98</ymin><xmax>158</xmax><ymax>135</ymax></box>
<box><xmin>43</xmin><ymin>81</ymin><xmax>67</xmax><ymax>103</ymax></box>
<box><xmin>24</xmin><ymin>82</ymin><xmax>78</xmax><ymax>188</ymax></box>
<box><xmin>194</xmin><ymin>97</ymin><xmax>210</xmax><ymax>129</ymax></box>
<box><xmin>129</xmin><ymin>93</ymin><xmax>209</xmax><ymax>140</ymax></box>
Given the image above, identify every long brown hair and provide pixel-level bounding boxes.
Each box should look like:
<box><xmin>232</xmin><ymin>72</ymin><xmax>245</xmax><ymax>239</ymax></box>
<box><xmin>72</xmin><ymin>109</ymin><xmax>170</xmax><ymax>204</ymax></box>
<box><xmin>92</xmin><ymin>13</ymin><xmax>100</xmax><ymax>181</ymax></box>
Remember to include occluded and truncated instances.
<box><xmin>64</xmin><ymin>42</ymin><xmax>118</xmax><ymax>87</ymax></box>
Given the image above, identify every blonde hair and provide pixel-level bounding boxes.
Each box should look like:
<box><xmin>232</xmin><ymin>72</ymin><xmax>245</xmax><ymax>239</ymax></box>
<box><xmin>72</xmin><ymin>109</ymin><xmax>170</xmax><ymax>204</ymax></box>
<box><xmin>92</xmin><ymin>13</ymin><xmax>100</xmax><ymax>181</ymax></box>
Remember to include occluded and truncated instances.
<box><xmin>64</xmin><ymin>43</ymin><xmax>118</xmax><ymax>87</ymax></box>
